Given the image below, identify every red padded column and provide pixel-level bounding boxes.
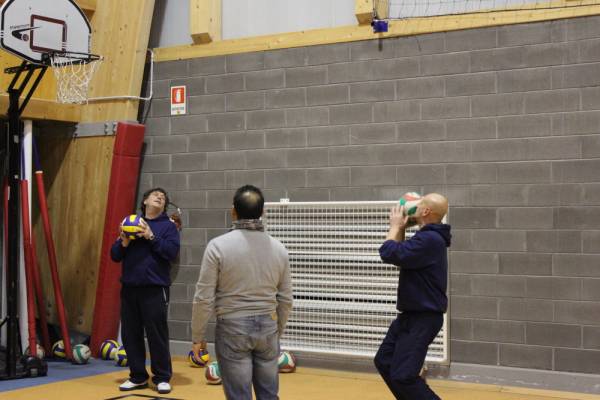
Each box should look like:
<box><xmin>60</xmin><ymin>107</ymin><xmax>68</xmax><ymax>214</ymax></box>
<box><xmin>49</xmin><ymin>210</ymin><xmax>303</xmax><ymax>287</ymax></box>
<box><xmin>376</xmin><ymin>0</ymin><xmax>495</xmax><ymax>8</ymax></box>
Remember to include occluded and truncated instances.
<box><xmin>90</xmin><ymin>122</ymin><xmax>145</xmax><ymax>356</ymax></box>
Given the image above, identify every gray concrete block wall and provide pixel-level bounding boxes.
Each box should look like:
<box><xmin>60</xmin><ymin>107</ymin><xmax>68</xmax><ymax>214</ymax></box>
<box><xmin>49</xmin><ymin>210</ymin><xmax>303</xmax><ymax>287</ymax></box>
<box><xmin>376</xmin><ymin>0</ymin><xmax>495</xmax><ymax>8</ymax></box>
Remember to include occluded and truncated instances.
<box><xmin>143</xmin><ymin>15</ymin><xmax>600</xmax><ymax>375</ymax></box>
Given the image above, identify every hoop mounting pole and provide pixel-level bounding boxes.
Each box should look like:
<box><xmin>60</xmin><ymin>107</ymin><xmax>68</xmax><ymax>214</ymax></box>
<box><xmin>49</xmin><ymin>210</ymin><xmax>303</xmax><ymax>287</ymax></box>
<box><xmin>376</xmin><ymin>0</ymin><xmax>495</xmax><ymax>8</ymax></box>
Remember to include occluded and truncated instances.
<box><xmin>2</xmin><ymin>61</ymin><xmax>47</xmax><ymax>379</ymax></box>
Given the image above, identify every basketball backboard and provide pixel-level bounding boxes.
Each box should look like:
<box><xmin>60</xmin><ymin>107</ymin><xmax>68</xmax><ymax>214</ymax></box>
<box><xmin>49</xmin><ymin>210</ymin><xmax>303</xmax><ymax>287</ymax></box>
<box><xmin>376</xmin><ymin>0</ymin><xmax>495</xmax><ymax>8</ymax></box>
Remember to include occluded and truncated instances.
<box><xmin>0</xmin><ymin>0</ymin><xmax>91</xmax><ymax>65</ymax></box>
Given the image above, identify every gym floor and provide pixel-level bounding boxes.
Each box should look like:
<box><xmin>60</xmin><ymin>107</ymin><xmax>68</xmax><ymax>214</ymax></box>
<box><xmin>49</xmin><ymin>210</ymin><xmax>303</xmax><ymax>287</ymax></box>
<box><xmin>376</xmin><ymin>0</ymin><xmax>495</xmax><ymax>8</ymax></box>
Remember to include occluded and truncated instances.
<box><xmin>1</xmin><ymin>357</ymin><xmax>599</xmax><ymax>400</ymax></box>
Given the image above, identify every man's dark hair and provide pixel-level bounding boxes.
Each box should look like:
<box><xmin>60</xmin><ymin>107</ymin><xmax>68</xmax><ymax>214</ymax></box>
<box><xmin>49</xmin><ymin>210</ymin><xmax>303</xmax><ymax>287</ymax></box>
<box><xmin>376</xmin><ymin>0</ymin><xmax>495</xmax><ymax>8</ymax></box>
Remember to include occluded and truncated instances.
<box><xmin>140</xmin><ymin>187</ymin><xmax>169</xmax><ymax>215</ymax></box>
<box><xmin>233</xmin><ymin>185</ymin><xmax>264</xmax><ymax>220</ymax></box>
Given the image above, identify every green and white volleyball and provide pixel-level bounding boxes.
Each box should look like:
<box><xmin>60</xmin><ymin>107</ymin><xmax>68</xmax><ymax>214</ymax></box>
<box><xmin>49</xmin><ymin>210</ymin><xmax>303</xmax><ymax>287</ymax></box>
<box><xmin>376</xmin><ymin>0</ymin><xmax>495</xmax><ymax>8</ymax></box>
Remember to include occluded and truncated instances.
<box><xmin>205</xmin><ymin>361</ymin><xmax>222</xmax><ymax>384</ymax></box>
<box><xmin>399</xmin><ymin>192</ymin><xmax>422</xmax><ymax>216</ymax></box>
<box><xmin>278</xmin><ymin>351</ymin><xmax>297</xmax><ymax>373</ymax></box>
<box><xmin>72</xmin><ymin>344</ymin><xmax>91</xmax><ymax>364</ymax></box>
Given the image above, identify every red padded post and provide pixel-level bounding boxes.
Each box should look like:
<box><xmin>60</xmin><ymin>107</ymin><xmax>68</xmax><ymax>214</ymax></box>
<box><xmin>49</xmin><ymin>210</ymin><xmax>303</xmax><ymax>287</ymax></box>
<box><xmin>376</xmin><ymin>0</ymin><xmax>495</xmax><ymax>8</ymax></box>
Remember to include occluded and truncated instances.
<box><xmin>90</xmin><ymin>122</ymin><xmax>145</xmax><ymax>356</ymax></box>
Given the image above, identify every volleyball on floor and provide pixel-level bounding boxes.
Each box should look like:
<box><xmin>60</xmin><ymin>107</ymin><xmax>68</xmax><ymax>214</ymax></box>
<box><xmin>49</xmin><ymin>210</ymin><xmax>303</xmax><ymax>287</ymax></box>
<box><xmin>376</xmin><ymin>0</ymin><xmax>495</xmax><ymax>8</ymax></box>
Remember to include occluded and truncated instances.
<box><xmin>72</xmin><ymin>344</ymin><xmax>91</xmax><ymax>364</ymax></box>
<box><xmin>278</xmin><ymin>350</ymin><xmax>297</xmax><ymax>373</ymax></box>
<box><xmin>52</xmin><ymin>340</ymin><xmax>66</xmax><ymax>359</ymax></box>
<box><xmin>121</xmin><ymin>214</ymin><xmax>143</xmax><ymax>239</ymax></box>
<box><xmin>116</xmin><ymin>346</ymin><xmax>128</xmax><ymax>367</ymax></box>
<box><xmin>399</xmin><ymin>192</ymin><xmax>422</xmax><ymax>216</ymax></box>
<box><xmin>25</xmin><ymin>344</ymin><xmax>45</xmax><ymax>359</ymax></box>
<box><xmin>188</xmin><ymin>349</ymin><xmax>210</xmax><ymax>367</ymax></box>
<box><xmin>205</xmin><ymin>361</ymin><xmax>222</xmax><ymax>384</ymax></box>
<box><xmin>100</xmin><ymin>339</ymin><xmax>119</xmax><ymax>360</ymax></box>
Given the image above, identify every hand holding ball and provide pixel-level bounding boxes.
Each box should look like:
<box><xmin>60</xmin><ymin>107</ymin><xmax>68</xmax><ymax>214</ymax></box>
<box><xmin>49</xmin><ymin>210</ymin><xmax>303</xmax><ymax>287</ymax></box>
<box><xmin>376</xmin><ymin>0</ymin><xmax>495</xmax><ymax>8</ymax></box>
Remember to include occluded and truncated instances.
<box><xmin>399</xmin><ymin>192</ymin><xmax>422</xmax><ymax>227</ymax></box>
<box><xmin>188</xmin><ymin>349</ymin><xmax>210</xmax><ymax>367</ymax></box>
<box><xmin>121</xmin><ymin>215</ymin><xmax>143</xmax><ymax>240</ymax></box>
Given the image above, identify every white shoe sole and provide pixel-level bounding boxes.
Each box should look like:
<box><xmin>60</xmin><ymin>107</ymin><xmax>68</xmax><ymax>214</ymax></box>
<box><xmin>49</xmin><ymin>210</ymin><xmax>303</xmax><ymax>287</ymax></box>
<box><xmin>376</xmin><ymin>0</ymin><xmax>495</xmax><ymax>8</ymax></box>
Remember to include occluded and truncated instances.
<box><xmin>119</xmin><ymin>382</ymin><xmax>148</xmax><ymax>391</ymax></box>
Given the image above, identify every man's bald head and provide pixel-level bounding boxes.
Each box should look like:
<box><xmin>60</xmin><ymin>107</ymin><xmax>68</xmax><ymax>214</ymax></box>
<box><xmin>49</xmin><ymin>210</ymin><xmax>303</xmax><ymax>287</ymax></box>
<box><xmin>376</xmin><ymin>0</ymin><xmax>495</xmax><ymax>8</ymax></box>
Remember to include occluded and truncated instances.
<box><xmin>421</xmin><ymin>193</ymin><xmax>448</xmax><ymax>223</ymax></box>
<box><xmin>233</xmin><ymin>185</ymin><xmax>264</xmax><ymax>220</ymax></box>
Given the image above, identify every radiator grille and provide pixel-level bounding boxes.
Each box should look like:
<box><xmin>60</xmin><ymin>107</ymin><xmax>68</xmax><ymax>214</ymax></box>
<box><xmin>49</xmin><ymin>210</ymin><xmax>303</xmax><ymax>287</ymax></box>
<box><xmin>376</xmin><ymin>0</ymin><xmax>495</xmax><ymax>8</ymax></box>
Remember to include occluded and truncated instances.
<box><xmin>264</xmin><ymin>201</ymin><xmax>448</xmax><ymax>363</ymax></box>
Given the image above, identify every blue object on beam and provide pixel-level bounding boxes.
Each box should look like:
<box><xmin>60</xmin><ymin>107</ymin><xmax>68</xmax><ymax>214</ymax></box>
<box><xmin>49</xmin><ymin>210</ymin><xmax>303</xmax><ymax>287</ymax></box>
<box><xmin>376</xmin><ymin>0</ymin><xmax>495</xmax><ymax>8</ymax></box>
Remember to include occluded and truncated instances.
<box><xmin>372</xmin><ymin>19</ymin><xmax>388</xmax><ymax>33</ymax></box>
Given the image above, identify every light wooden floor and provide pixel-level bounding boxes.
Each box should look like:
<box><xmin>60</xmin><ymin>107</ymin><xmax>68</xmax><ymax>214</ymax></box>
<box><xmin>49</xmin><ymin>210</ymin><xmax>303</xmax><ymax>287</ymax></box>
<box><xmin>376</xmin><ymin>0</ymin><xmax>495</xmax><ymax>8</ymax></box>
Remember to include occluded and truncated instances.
<box><xmin>2</xmin><ymin>357</ymin><xmax>599</xmax><ymax>400</ymax></box>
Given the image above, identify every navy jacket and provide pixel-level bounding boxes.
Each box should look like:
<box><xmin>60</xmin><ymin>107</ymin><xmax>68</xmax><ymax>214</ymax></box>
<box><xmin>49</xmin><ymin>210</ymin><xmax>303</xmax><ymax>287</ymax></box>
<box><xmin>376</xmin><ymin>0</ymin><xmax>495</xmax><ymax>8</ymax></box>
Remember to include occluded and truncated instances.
<box><xmin>379</xmin><ymin>223</ymin><xmax>451</xmax><ymax>313</ymax></box>
<box><xmin>111</xmin><ymin>213</ymin><xmax>180</xmax><ymax>287</ymax></box>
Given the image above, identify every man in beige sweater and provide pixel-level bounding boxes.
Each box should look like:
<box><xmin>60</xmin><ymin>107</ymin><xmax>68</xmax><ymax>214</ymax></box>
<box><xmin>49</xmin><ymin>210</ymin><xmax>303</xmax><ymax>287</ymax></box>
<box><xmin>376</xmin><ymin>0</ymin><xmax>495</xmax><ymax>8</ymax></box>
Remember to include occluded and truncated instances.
<box><xmin>191</xmin><ymin>185</ymin><xmax>293</xmax><ymax>400</ymax></box>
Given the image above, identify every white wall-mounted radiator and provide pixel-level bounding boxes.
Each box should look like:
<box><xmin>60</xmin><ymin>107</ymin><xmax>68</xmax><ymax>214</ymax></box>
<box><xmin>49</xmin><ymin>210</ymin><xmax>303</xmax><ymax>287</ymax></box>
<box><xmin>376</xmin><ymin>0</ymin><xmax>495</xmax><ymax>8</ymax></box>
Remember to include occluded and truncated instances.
<box><xmin>264</xmin><ymin>201</ymin><xmax>449</xmax><ymax>364</ymax></box>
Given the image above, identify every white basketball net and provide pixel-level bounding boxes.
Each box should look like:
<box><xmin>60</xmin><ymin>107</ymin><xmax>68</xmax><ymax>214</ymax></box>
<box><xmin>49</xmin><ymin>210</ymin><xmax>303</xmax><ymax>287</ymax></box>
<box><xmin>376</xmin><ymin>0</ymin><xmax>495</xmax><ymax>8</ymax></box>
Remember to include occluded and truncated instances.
<box><xmin>50</xmin><ymin>54</ymin><xmax>102</xmax><ymax>104</ymax></box>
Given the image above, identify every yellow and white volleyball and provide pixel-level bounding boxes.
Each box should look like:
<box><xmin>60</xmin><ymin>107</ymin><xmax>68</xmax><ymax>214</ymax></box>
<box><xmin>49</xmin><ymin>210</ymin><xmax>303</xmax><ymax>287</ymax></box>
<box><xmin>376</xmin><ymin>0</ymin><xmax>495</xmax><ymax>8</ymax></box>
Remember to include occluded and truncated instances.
<box><xmin>205</xmin><ymin>361</ymin><xmax>222</xmax><ymax>384</ymax></box>
<box><xmin>72</xmin><ymin>344</ymin><xmax>91</xmax><ymax>364</ymax></box>
<box><xmin>100</xmin><ymin>339</ymin><xmax>119</xmax><ymax>360</ymax></box>
<box><xmin>278</xmin><ymin>350</ymin><xmax>297</xmax><ymax>373</ymax></box>
<box><xmin>24</xmin><ymin>344</ymin><xmax>45</xmax><ymax>359</ymax></box>
<box><xmin>115</xmin><ymin>346</ymin><xmax>128</xmax><ymax>367</ymax></box>
<box><xmin>188</xmin><ymin>349</ymin><xmax>210</xmax><ymax>367</ymax></box>
<box><xmin>399</xmin><ymin>192</ymin><xmax>422</xmax><ymax>216</ymax></box>
<box><xmin>52</xmin><ymin>340</ymin><xmax>66</xmax><ymax>359</ymax></box>
<box><xmin>121</xmin><ymin>214</ymin><xmax>143</xmax><ymax>239</ymax></box>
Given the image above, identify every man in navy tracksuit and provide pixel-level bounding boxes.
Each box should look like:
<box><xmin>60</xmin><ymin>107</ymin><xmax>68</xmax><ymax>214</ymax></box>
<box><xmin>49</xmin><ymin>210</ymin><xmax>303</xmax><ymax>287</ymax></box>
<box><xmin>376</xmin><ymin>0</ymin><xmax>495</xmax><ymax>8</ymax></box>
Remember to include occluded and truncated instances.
<box><xmin>111</xmin><ymin>188</ymin><xmax>180</xmax><ymax>395</ymax></box>
<box><xmin>375</xmin><ymin>193</ymin><xmax>450</xmax><ymax>400</ymax></box>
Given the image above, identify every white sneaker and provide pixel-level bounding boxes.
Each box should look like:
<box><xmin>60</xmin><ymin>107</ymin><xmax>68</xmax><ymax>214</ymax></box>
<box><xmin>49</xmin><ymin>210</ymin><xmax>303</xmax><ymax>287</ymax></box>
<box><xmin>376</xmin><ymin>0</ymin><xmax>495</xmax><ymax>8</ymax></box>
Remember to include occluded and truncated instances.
<box><xmin>119</xmin><ymin>379</ymin><xmax>148</xmax><ymax>391</ymax></box>
<box><xmin>157</xmin><ymin>382</ymin><xmax>171</xmax><ymax>394</ymax></box>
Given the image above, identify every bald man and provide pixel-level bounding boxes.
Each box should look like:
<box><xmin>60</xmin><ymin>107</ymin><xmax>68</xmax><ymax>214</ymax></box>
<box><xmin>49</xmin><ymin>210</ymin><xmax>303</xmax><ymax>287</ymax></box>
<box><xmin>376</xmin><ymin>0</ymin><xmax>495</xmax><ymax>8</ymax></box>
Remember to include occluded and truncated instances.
<box><xmin>375</xmin><ymin>193</ymin><xmax>451</xmax><ymax>400</ymax></box>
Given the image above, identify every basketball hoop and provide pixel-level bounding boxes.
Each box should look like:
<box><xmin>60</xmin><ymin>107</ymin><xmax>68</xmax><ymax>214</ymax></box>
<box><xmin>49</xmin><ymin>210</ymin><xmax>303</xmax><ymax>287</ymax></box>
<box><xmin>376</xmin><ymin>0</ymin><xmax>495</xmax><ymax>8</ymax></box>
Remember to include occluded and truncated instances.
<box><xmin>47</xmin><ymin>51</ymin><xmax>102</xmax><ymax>104</ymax></box>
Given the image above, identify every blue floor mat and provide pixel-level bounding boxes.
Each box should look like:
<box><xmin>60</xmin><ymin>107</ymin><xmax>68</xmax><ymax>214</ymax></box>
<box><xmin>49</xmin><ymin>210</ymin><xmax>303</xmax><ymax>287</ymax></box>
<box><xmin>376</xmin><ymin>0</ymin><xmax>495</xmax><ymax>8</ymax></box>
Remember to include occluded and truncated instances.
<box><xmin>0</xmin><ymin>359</ymin><xmax>124</xmax><ymax>392</ymax></box>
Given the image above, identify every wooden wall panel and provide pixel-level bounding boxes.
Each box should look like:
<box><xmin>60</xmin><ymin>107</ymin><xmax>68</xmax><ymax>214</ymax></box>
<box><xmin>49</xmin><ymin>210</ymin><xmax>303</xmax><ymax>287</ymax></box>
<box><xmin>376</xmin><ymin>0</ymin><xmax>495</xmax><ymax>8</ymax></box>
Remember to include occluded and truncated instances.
<box><xmin>33</xmin><ymin>132</ymin><xmax>114</xmax><ymax>333</ymax></box>
<box><xmin>80</xmin><ymin>0</ymin><xmax>156</xmax><ymax>122</ymax></box>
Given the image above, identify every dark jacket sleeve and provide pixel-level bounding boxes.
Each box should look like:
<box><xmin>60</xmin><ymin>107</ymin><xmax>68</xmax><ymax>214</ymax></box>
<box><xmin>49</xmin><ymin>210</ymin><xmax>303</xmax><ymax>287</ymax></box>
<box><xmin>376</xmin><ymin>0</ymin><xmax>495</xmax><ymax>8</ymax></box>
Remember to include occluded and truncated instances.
<box><xmin>379</xmin><ymin>232</ymin><xmax>439</xmax><ymax>270</ymax></box>
<box><xmin>111</xmin><ymin>239</ymin><xmax>126</xmax><ymax>262</ymax></box>
<box><xmin>150</xmin><ymin>223</ymin><xmax>180</xmax><ymax>261</ymax></box>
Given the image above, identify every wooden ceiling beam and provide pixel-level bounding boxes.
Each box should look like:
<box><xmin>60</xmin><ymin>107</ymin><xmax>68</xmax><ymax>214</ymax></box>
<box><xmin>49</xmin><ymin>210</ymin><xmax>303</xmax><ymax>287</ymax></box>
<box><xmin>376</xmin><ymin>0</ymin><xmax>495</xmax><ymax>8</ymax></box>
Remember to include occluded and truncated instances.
<box><xmin>0</xmin><ymin>95</ymin><xmax>81</xmax><ymax>122</ymax></box>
